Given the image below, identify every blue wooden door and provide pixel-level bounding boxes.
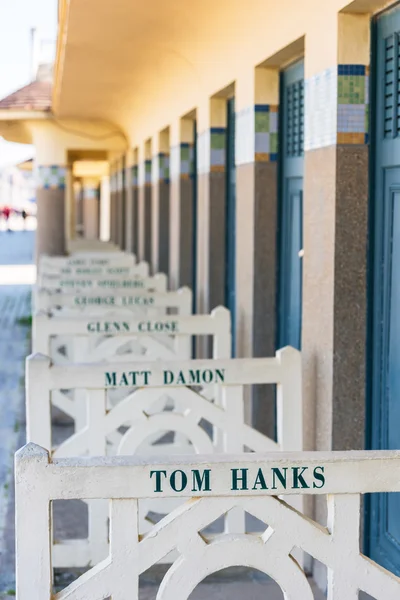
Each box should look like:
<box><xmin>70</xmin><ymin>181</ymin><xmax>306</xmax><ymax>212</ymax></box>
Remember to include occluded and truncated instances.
<box><xmin>368</xmin><ymin>7</ymin><xmax>400</xmax><ymax>574</ymax></box>
<box><xmin>278</xmin><ymin>60</ymin><xmax>304</xmax><ymax>350</ymax></box>
<box><xmin>225</xmin><ymin>97</ymin><xmax>236</xmax><ymax>355</ymax></box>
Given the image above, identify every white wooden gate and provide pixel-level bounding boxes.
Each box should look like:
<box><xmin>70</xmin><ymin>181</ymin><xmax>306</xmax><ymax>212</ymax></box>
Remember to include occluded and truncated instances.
<box><xmin>15</xmin><ymin>444</ymin><xmax>400</xmax><ymax>600</ymax></box>
<box><xmin>25</xmin><ymin>348</ymin><xmax>301</xmax><ymax>568</ymax></box>
<box><xmin>31</xmin><ymin>306</ymin><xmax>230</xmax><ymax>362</ymax></box>
<box><xmin>34</xmin><ymin>286</ymin><xmax>192</xmax><ymax>315</ymax></box>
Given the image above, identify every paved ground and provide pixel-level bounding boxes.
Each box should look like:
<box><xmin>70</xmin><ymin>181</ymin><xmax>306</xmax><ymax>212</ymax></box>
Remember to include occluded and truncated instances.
<box><xmin>0</xmin><ymin>226</ymin><xmax>34</xmax><ymax>594</ymax></box>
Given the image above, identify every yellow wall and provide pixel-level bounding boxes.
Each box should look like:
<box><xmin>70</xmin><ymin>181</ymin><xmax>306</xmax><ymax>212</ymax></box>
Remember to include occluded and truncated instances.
<box><xmin>54</xmin><ymin>0</ymin><xmax>387</xmax><ymax>147</ymax></box>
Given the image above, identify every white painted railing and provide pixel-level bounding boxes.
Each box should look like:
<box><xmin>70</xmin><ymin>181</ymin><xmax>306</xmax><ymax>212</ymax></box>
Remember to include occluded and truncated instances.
<box><xmin>34</xmin><ymin>286</ymin><xmax>192</xmax><ymax>315</ymax></box>
<box><xmin>38</xmin><ymin>261</ymin><xmax>149</xmax><ymax>283</ymax></box>
<box><xmin>25</xmin><ymin>347</ymin><xmax>301</xmax><ymax>568</ymax></box>
<box><xmin>31</xmin><ymin>305</ymin><xmax>230</xmax><ymax>362</ymax></box>
<box><xmin>39</xmin><ymin>252</ymin><xmax>136</xmax><ymax>269</ymax></box>
<box><xmin>15</xmin><ymin>444</ymin><xmax>400</xmax><ymax>600</ymax></box>
<box><xmin>36</xmin><ymin>271</ymin><xmax>168</xmax><ymax>292</ymax></box>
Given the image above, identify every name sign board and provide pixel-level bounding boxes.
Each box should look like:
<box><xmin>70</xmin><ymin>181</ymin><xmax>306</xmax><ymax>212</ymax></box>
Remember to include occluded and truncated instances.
<box><xmin>74</xmin><ymin>295</ymin><xmax>155</xmax><ymax>306</ymax></box>
<box><xmin>87</xmin><ymin>320</ymin><xmax>178</xmax><ymax>334</ymax></box>
<box><xmin>59</xmin><ymin>279</ymin><xmax>145</xmax><ymax>289</ymax></box>
<box><xmin>105</xmin><ymin>367</ymin><xmax>225</xmax><ymax>386</ymax></box>
<box><xmin>60</xmin><ymin>267</ymin><xmax>131</xmax><ymax>276</ymax></box>
<box><xmin>148</xmin><ymin>463</ymin><xmax>326</xmax><ymax>494</ymax></box>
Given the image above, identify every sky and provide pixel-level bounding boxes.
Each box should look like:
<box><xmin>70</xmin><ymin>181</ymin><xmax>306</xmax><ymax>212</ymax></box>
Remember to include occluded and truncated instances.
<box><xmin>0</xmin><ymin>0</ymin><xmax>57</xmax><ymax>167</ymax></box>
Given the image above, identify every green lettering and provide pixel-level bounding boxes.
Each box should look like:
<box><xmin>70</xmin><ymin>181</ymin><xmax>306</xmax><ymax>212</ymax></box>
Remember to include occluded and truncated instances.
<box><xmin>292</xmin><ymin>467</ymin><xmax>310</xmax><ymax>489</ymax></box>
<box><xmin>188</xmin><ymin>370</ymin><xmax>201</xmax><ymax>384</ymax></box>
<box><xmin>105</xmin><ymin>372</ymin><xmax>116</xmax><ymax>386</ymax></box>
<box><xmin>142</xmin><ymin>370</ymin><xmax>151</xmax><ymax>385</ymax></box>
<box><xmin>191</xmin><ymin>469</ymin><xmax>211</xmax><ymax>492</ymax></box>
<box><xmin>150</xmin><ymin>470</ymin><xmax>167</xmax><ymax>493</ymax></box>
<box><xmin>215</xmin><ymin>369</ymin><xmax>225</xmax><ymax>383</ymax></box>
<box><xmin>119</xmin><ymin>373</ymin><xmax>129</xmax><ymax>386</ymax></box>
<box><xmin>272</xmin><ymin>467</ymin><xmax>287</xmax><ymax>490</ymax></box>
<box><xmin>313</xmin><ymin>466</ymin><xmax>325</xmax><ymax>489</ymax></box>
<box><xmin>231</xmin><ymin>468</ymin><xmax>248</xmax><ymax>491</ymax></box>
<box><xmin>252</xmin><ymin>468</ymin><xmax>268</xmax><ymax>490</ymax></box>
<box><xmin>170</xmin><ymin>470</ymin><xmax>188</xmax><ymax>492</ymax></box>
<box><xmin>202</xmin><ymin>370</ymin><xmax>213</xmax><ymax>384</ymax></box>
<box><xmin>164</xmin><ymin>370</ymin><xmax>174</xmax><ymax>384</ymax></box>
<box><xmin>176</xmin><ymin>371</ymin><xmax>186</xmax><ymax>385</ymax></box>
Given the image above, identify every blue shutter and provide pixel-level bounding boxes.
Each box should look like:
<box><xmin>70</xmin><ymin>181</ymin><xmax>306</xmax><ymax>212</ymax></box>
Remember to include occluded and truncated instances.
<box><xmin>278</xmin><ymin>60</ymin><xmax>304</xmax><ymax>350</ymax></box>
<box><xmin>367</xmin><ymin>6</ymin><xmax>400</xmax><ymax>574</ymax></box>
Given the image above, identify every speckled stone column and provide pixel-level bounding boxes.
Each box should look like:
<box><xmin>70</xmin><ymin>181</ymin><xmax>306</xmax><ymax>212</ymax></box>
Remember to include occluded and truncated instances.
<box><xmin>131</xmin><ymin>164</ymin><xmax>139</xmax><ymax>258</ymax></box>
<box><xmin>142</xmin><ymin>158</ymin><xmax>152</xmax><ymax>265</ymax></box>
<box><xmin>82</xmin><ymin>181</ymin><xmax>99</xmax><ymax>240</ymax></box>
<box><xmin>234</xmin><ymin>69</ymin><xmax>279</xmax><ymax>434</ymax></box>
<box><xmin>109</xmin><ymin>169</ymin><xmax>117</xmax><ymax>244</ymax></box>
<box><xmin>152</xmin><ymin>149</ymin><xmax>170</xmax><ymax>275</ymax></box>
<box><xmin>169</xmin><ymin>119</ymin><xmax>196</xmax><ymax>291</ymax></box>
<box><xmin>302</xmin><ymin>17</ymin><xmax>370</xmax><ymax>588</ymax></box>
<box><xmin>35</xmin><ymin>165</ymin><xmax>67</xmax><ymax>259</ymax></box>
<box><xmin>303</xmin><ymin>15</ymin><xmax>369</xmax><ymax>457</ymax></box>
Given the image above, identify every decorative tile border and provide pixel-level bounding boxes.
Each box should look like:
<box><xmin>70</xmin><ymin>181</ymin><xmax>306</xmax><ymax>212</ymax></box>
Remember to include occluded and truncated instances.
<box><xmin>236</xmin><ymin>105</ymin><xmax>279</xmax><ymax>166</ymax></box>
<box><xmin>158</xmin><ymin>153</ymin><xmax>170</xmax><ymax>183</ymax></box>
<box><xmin>210</xmin><ymin>127</ymin><xmax>226</xmax><ymax>173</ymax></box>
<box><xmin>36</xmin><ymin>165</ymin><xmax>66</xmax><ymax>190</ymax></box>
<box><xmin>116</xmin><ymin>170</ymin><xmax>124</xmax><ymax>192</ymax></box>
<box><xmin>255</xmin><ymin>105</ymin><xmax>278</xmax><ymax>162</ymax></box>
<box><xmin>305</xmin><ymin>64</ymin><xmax>369</xmax><ymax>151</ymax></box>
<box><xmin>83</xmin><ymin>187</ymin><xmax>98</xmax><ymax>200</ymax></box>
<box><xmin>131</xmin><ymin>165</ymin><xmax>138</xmax><ymax>187</ymax></box>
<box><xmin>145</xmin><ymin>159</ymin><xmax>152</xmax><ymax>185</ymax></box>
<box><xmin>337</xmin><ymin>64</ymin><xmax>369</xmax><ymax>145</ymax></box>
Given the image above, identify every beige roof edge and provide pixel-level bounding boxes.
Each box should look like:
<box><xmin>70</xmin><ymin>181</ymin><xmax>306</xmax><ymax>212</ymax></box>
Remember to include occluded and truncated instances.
<box><xmin>0</xmin><ymin>110</ymin><xmax>52</xmax><ymax>121</ymax></box>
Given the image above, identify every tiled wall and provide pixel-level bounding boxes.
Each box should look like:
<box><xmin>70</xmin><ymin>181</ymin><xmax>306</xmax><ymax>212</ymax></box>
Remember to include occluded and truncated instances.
<box><xmin>337</xmin><ymin>65</ymin><xmax>369</xmax><ymax>145</ymax></box>
<box><xmin>210</xmin><ymin>127</ymin><xmax>226</xmax><ymax>173</ymax></box>
<box><xmin>255</xmin><ymin>105</ymin><xmax>278</xmax><ymax>162</ymax></box>
<box><xmin>145</xmin><ymin>159</ymin><xmax>152</xmax><ymax>185</ymax></box>
<box><xmin>236</xmin><ymin>105</ymin><xmax>279</xmax><ymax>165</ymax></box>
<box><xmin>37</xmin><ymin>165</ymin><xmax>66</xmax><ymax>189</ymax></box>
<box><xmin>131</xmin><ymin>165</ymin><xmax>138</xmax><ymax>186</ymax></box>
<box><xmin>158</xmin><ymin>153</ymin><xmax>170</xmax><ymax>183</ymax></box>
<box><xmin>305</xmin><ymin>64</ymin><xmax>369</xmax><ymax>151</ymax></box>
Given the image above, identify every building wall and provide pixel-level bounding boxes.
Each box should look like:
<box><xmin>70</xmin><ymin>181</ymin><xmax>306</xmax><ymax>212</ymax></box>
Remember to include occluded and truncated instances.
<box><xmin>105</xmin><ymin>0</ymin><xmax>381</xmax><ymax>461</ymax></box>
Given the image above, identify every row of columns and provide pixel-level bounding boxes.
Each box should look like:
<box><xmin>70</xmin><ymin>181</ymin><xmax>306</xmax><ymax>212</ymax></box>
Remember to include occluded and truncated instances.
<box><xmin>106</xmin><ymin>11</ymin><xmax>369</xmax><ymax>462</ymax></box>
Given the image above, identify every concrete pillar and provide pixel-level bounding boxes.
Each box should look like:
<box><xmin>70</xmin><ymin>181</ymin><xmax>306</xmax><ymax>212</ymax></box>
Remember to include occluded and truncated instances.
<box><xmin>235</xmin><ymin>67</ymin><xmax>279</xmax><ymax>434</ymax></box>
<box><xmin>100</xmin><ymin>175</ymin><xmax>110</xmax><ymax>241</ymax></box>
<box><xmin>35</xmin><ymin>165</ymin><xmax>67</xmax><ymax>258</ymax></box>
<box><xmin>152</xmin><ymin>129</ymin><xmax>170</xmax><ymax>275</ymax></box>
<box><xmin>109</xmin><ymin>165</ymin><xmax>117</xmax><ymax>244</ymax></box>
<box><xmin>124</xmin><ymin>149</ymin><xmax>134</xmax><ymax>253</ymax></box>
<box><xmin>302</xmin><ymin>13</ymin><xmax>370</xmax><ymax>587</ymax></box>
<box><xmin>65</xmin><ymin>166</ymin><xmax>75</xmax><ymax>243</ymax></box>
<box><xmin>131</xmin><ymin>149</ymin><xmax>139</xmax><ymax>259</ymax></box>
<box><xmin>138</xmin><ymin>141</ymin><xmax>152</xmax><ymax>267</ymax></box>
<box><xmin>169</xmin><ymin>118</ymin><xmax>195</xmax><ymax>290</ymax></box>
<box><xmin>115</xmin><ymin>158</ymin><xmax>125</xmax><ymax>249</ymax></box>
<box><xmin>73</xmin><ymin>179</ymin><xmax>83</xmax><ymax>237</ymax></box>
<box><xmin>197</xmin><ymin>97</ymin><xmax>227</xmax><ymax>355</ymax></box>
<box><xmin>82</xmin><ymin>178</ymin><xmax>100</xmax><ymax>240</ymax></box>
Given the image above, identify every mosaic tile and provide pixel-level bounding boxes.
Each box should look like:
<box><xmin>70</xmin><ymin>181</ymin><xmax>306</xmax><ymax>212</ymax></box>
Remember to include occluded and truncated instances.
<box><xmin>210</xmin><ymin>127</ymin><xmax>226</xmax><ymax>151</ymax></box>
<box><xmin>131</xmin><ymin>165</ymin><xmax>138</xmax><ymax>187</ymax></box>
<box><xmin>305</xmin><ymin>64</ymin><xmax>369</xmax><ymax>150</ymax></box>
<box><xmin>37</xmin><ymin>165</ymin><xmax>66</xmax><ymax>190</ymax></box>
<box><xmin>158</xmin><ymin>153</ymin><xmax>170</xmax><ymax>183</ymax></box>
<box><xmin>145</xmin><ymin>159</ymin><xmax>152</xmax><ymax>185</ymax></box>
<box><xmin>236</xmin><ymin>105</ymin><xmax>278</xmax><ymax>165</ymax></box>
<box><xmin>83</xmin><ymin>187</ymin><xmax>98</xmax><ymax>199</ymax></box>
